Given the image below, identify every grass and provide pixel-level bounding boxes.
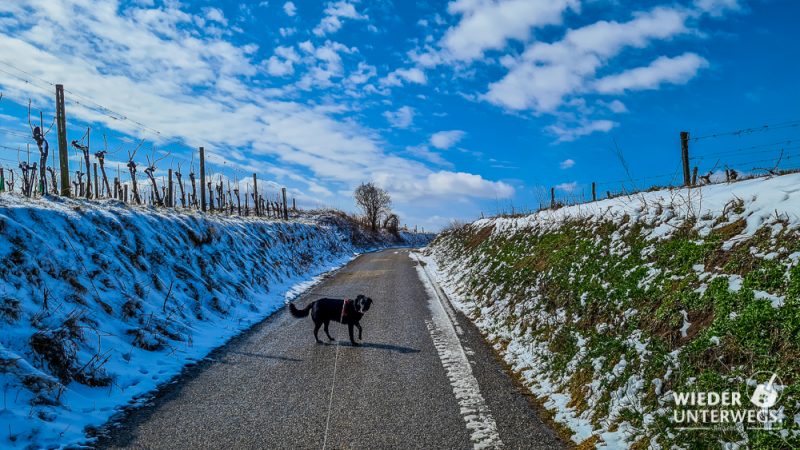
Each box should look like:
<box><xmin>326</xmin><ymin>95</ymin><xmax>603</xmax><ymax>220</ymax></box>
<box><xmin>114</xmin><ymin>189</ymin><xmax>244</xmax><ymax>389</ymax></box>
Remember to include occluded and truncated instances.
<box><xmin>431</xmin><ymin>212</ymin><xmax>800</xmax><ymax>449</ymax></box>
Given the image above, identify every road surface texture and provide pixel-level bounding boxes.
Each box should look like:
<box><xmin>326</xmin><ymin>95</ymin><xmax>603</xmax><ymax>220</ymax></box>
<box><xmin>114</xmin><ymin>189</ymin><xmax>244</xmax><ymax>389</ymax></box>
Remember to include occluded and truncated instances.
<box><xmin>97</xmin><ymin>249</ymin><xmax>565</xmax><ymax>449</ymax></box>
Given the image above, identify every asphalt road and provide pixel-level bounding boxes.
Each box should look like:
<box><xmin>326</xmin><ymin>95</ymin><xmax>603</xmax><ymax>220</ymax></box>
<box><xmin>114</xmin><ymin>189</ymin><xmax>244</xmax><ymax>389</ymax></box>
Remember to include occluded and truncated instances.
<box><xmin>97</xmin><ymin>249</ymin><xmax>565</xmax><ymax>450</ymax></box>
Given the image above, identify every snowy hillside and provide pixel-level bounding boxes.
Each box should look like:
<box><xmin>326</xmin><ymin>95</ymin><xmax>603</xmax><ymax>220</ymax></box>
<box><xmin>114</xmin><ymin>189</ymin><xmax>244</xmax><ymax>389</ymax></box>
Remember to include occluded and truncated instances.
<box><xmin>0</xmin><ymin>195</ymin><xmax>431</xmax><ymax>449</ymax></box>
<box><xmin>423</xmin><ymin>173</ymin><xmax>800</xmax><ymax>449</ymax></box>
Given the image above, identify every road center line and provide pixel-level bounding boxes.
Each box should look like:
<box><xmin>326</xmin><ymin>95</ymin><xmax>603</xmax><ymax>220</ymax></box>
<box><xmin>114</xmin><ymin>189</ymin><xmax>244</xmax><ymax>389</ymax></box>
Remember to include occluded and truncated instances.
<box><xmin>414</xmin><ymin>257</ymin><xmax>505</xmax><ymax>449</ymax></box>
<box><xmin>321</xmin><ymin>341</ymin><xmax>341</xmax><ymax>450</ymax></box>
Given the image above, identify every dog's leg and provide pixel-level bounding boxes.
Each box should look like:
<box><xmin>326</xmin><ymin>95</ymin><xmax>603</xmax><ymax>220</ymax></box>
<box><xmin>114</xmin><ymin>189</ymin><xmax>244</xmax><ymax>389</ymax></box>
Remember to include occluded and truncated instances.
<box><xmin>348</xmin><ymin>324</ymin><xmax>358</xmax><ymax>346</ymax></box>
<box><xmin>313</xmin><ymin>321</ymin><xmax>323</xmax><ymax>344</ymax></box>
<box><xmin>356</xmin><ymin>322</ymin><xmax>363</xmax><ymax>340</ymax></box>
<box><xmin>324</xmin><ymin>321</ymin><xmax>335</xmax><ymax>341</ymax></box>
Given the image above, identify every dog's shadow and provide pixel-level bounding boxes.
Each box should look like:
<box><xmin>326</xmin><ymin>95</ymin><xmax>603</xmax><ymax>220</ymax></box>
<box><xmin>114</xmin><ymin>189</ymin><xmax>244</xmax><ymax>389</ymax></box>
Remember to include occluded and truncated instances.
<box><xmin>321</xmin><ymin>341</ymin><xmax>420</xmax><ymax>354</ymax></box>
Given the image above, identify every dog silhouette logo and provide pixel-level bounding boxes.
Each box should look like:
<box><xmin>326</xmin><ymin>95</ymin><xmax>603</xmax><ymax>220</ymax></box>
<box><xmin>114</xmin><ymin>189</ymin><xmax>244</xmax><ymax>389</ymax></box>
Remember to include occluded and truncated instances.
<box><xmin>750</xmin><ymin>373</ymin><xmax>780</xmax><ymax>409</ymax></box>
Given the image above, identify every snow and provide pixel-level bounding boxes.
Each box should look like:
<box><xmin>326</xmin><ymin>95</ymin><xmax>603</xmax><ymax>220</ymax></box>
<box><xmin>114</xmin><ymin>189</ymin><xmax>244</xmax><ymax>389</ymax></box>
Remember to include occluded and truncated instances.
<box><xmin>0</xmin><ymin>194</ymin><xmax>431</xmax><ymax>449</ymax></box>
<box><xmin>422</xmin><ymin>174</ymin><xmax>800</xmax><ymax>448</ymax></box>
<box><xmin>754</xmin><ymin>290</ymin><xmax>785</xmax><ymax>308</ymax></box>
<box><xmin>477</xmin><ymin>173</ymin><xmax>800</xmax><ymax>246</ymax></box>
<box><xmin>412</xmin><ymin>253</ymin><xmax>504</xmax><ymax>449</ymax></box>
<box><xmin>679</xmin><ymin>310</ymin><xmax>691</xmax><ymax>338</ymax></box>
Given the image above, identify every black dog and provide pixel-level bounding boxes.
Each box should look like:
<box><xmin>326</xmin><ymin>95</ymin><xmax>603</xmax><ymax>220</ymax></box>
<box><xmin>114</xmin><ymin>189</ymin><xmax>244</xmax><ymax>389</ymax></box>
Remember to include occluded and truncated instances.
<box><xmin>289</xmin><ymin>295</ymin><xmax>373</xmax><ymax>345</ymax></box>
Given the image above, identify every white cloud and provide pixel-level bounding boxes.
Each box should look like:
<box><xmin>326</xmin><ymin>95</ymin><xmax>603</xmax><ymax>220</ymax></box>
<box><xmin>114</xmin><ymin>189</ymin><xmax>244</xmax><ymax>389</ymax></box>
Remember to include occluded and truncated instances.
<box><xmin>555</xmin><ymin>181</ymin><xmax>578</xmax><ymax>192</ymax></box>
<box><xmin>486</xmin><ymin>6</ymin><xmax>690</xmax><ymax>113</ymax></box>
<box><xmin>594</xmin><ymin>53</ymin><xmax>709</xmax><ymax>94</ymax></box>
<box><xmin>266</xmin><ymin>57</ymin><xmax>293</xmax><ymax>76</ymax></box>
<box><xmin>600</xmin><ymin>99</ymin><xmax>628</xmax><ymax>113</ymax></box>
<box><xmin>694</xmin><ymin>0</ymin><xmax>742</xmax><ymax>17</ymax></box>
<box><xmin>380</xmin><ymin>67</ymin><xmax>427</xmax><ymax>87</ymax></box>
<box><xmin>441</xmin><ymin>0</ymin><xmax>579</xmax><ymax>61</ymax></box>
<box><xmin>0</xmin><ymin>0</ymin><xmax>512</xmax><ymax>228</ymax></box>
<box><xmin>559</xmin><ymin>159</ymin><xmax>575</xmax><ymax>169</ymax></box>
<box><xmin>203</xmin><ymin>7</ymin><xmax>228</xmax><ymax>26</ymax></box>
<box><xmin>426</xmin><ymin>171</ymin><xmax>514</xmax><ymax>198</ymax></box>
<box><xmin>384</xmin><ymin>106</ymin><xmax>415</xmax><ymax>129</ymax></box>
<box><xmin>265</xmin><ymin>46</ymin><xmax>300</xmax><ymax>77</ymax></box>
<box><xmin>406</xmin><ymin>145</ymin><xmax>452</xmax><ymax>167</ymax></box>
<box><xmin>313</xmin><ymin>1</ymin><xmax>367</xmax><ymax>36</ymax></box>
<box><xmin>347</xmin><ymin>61</ymin><xmax>376</xmax><ymax>85</ymax></box>
<box><xmin>430</xmin><ymin>130</ymin><xmax>465</xmax><ymax>149</ymax></box>
<box><xmin>548</xmin><ymin>120</ymin><xmax>617</xmax><ymax>142</ymax></box>
<box><xmin>294</xmin><ymin>40</ymin><xmax>357</xmax><ymax>89</ymax></box>
<box><xmin>283</xmin><ymin>1</ymin><xmax>297</xmax><ymax>17</ymax></box>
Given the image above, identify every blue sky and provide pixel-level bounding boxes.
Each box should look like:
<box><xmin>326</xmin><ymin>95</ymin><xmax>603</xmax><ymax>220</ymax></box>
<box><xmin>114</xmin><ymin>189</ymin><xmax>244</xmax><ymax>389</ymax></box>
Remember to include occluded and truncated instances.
<box><xmin>0</xmin><ymin>0</ymin><xmax>798</xmax><ymax>229</ymax></box>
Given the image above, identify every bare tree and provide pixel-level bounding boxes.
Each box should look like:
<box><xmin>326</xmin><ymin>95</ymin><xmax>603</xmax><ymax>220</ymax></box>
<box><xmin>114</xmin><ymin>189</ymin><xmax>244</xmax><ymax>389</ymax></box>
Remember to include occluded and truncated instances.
<box><xmin>29</xmin><ymin>102</ymin><xmax>54</xmax><ymax>196</ymax></box>
<box><xmin>71</xmin><ymin>127</ymin><xmax>92</xmax><ymax>199</ymax></box>
<box><xmin>383</xmin><ymin>213</ymin><xmax>400</xmax><ymax>235</ymax></box>
<box><xmin>144</xmin><ymin>151</ymin><xmax>168</xmax><ymax>206</ymax></box>
<box><xmin>354</xmin><ymin>182</ymin><xmax>391</xmax><ymax>231</ymax></box>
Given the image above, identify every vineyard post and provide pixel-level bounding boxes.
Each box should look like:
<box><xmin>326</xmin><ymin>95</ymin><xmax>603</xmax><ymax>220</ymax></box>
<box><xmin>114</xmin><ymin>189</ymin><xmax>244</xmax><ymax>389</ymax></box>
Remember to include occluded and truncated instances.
<box><xmin>550</xmin><ymin>187</ymin><xmax>555</xmax><ymax>209</ymax></box>
<box><xmin>55</xmin><ymin>84</ymin><xmax>71</xmax><ymax>196</ymax></box>
<box><xmin>84</xmin><ymin>128</ymin><xmax>92</xmax><ymax>199</ymax></box>
<box><xmin>591</xmin><ymin>182</ymin><xmax>596</xmax><ymax>202</ymax></box>
<box><xmin>282</xmin><ymin>187</ymin><xmax>288</xmax><ymax>220</ymax></box>
<box><xmin>167</xmin><ymin>168</ymin><xmax>173</xmax><ymax>208</ymax></box>
<box><xmin>252</xmin><ymin>173</ymin><xmax>259</xmax><ymax>216</ymax></box>
<box><xmin>93</xmin><ymin>163</ymin><xmax>99</xmax><ymax>198</ymax></box>
<box><xmin>124</xmin><ymin>184</ymin><xmax>128</xmax><ymax>203</ymax></box>
<box><xmin>199</xmin><ymin>147</ymin><xmax>206</xmax><ymax>212</ymax></box>
<box><xmin>681</xmin><ymin>131</ymin><xmax>691</xmax><ymax>186</ymax></box>
<box><xmin>692</xmin><ymin>166</ymin><xmax>698</xmax><ymax>186</ymax></box>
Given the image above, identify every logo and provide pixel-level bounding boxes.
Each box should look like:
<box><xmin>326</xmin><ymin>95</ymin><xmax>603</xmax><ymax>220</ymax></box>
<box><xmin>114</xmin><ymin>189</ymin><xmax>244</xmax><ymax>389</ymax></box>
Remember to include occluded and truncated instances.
<box><xmin>749</xmin><ymin>372</ymin><xmax>782</xmax><ymax>409</ymax></box>
<box><xmin>671</xmin><ymin>371</ymin><xmax>784</xmax><ymax>431</ymax></box>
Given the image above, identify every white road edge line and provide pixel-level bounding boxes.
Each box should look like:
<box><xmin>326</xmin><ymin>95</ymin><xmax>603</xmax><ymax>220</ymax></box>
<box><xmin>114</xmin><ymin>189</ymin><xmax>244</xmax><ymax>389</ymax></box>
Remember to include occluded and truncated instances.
<box><xmin>412</xmin><ymin>254</ymin><xmax>505</xmax><ymax>449</ymax></box>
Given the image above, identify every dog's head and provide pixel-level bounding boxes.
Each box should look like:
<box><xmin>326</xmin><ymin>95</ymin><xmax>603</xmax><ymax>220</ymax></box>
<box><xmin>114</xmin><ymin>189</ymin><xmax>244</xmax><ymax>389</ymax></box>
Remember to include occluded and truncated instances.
<box><xmin>354</xmin><ymin>294</ymin><xmax>373</xmax><ymax>314</ymax></box>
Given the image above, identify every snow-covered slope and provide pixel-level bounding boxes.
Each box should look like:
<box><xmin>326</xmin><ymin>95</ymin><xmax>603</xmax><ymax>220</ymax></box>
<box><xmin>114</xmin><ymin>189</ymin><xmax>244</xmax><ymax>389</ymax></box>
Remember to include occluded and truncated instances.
<box><xmin>424</xmin><ymin>173</ymin><xmax>800</xmax><ymax>449</ymax></box>
<box><xmin>0</xmin><ymin>195</ymin><xmax>431</xmax><ymax>449</ymax></box>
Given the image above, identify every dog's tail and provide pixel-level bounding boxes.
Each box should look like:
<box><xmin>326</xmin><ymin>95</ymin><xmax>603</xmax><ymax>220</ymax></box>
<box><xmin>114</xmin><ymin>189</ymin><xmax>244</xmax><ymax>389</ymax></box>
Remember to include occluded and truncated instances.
<box><xmin>289</xmin><ymin>303</ymin><xmax>311</xmax><ymax>318</ymax></box>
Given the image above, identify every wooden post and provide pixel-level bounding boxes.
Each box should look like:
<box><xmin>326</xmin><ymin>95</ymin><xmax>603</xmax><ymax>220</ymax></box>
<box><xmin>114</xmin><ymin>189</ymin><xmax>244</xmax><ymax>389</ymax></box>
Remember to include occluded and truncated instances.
<box><xmin>84</xmin><ymin>128</ymin><xmax>92</xmax><ymax>199</ymax></box>
<box><xmin>124</xmin><ymin>184</ymin><xmax>128</xmax><ymax>203</ymax></box>
<box><xmin>692</xmin><ymin>166</ymin><xmax>698</xmax><ymax>186</ymax></box>
<box><xmin>55</xmin><ymin>84</ymin><xmax>71</xmax><ymax>196</ymax></box>
<box><xmin>0</xmin><ymin>168</ymin><xmax>4</xmax><ymax>193</ymax></box>
<box><xmin>93</xmin><ymin>163</ymin><xmax>99</xmax><ymax>199</ymax></box>
<box><xmin>207</xmin><ymin>181</ymin><xmax>214</xmax><ymax>212</ymax></box>
<box><xmin>591</xmin><ymin>182</ymin><xmax>596</xmax><ymax>202</ymax></box>
<box><xmin>292</xmin><ymin>197</ymin><xmax>296</xmax><ymax>211</ymax></box>
<box><xmin>235</xmin><ymin>187</ymin><xmax>241</xmax><ymax>216</ymax></box>
<box><xmin>167</xmin><ymin>169</ymin><xmax>173</xmax><ymax>208</ymax></box>
<box><xmin>199</xmin><ymin>147</ymin><xmax>206</xmax><ymax>212</ymax></box>
<box><xmin>282</xmin><ymin>187</ymin><xmax>288</xmax><ymax>220</ymax></box>
<box><xmin>252</xmin><ymin>174</ymin><xmax>259</xmax><ymax>216</ymax></box>
<box><xmin>550</xmin><ymin>187</ymin><xmax>555</xmax><ymax>209</ymax></box>
<box><xmin>607</xmin><ymin>190</ymin><xmax>611</xmax><ymax>199</ymax></box>
<box><xmin>681</xmin><ymin>131</ymin><xmax>691</xmax><ymax>186</ymax></box>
